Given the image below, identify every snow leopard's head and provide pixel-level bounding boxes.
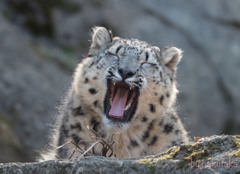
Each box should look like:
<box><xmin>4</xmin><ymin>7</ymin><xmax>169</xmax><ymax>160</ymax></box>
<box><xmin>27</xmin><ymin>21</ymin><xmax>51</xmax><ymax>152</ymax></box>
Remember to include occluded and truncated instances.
<box><xmin>74</xmin><ymin>27</ymin><xmax>182</xmax><ymax>130</ymax></box>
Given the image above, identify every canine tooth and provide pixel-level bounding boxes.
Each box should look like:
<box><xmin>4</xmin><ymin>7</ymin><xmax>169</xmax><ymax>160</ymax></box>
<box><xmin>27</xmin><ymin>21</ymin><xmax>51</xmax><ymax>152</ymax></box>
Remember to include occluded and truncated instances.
<box><xmin>124</xmin><ymin>103</ymin><xmax>131</xmax><ymax>111</ymax></box>
<box><xmin>110</xmin><ymin>98</ymin><xmax>112</xmax><ymax>104</ymax></box>
<box><xmin>130</xmin><ymin>87</ymin><xmax>132</xmax><ymax>90</ymax></box>
<box><xmin>113</xmin><ymin>82</ymin><xmax>116</xmax><ymax>86</ymax></box>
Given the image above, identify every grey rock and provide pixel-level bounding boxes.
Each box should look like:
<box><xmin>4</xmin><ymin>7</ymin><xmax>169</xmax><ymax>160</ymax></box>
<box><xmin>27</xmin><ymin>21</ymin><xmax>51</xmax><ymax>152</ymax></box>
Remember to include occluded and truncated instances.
<box><xmin>0</xmin><ymin>15</ymin><xmax>71</xmax><ymax>162</ymax></box>
<box><xmin>0</xmin><ymin>135</ymin><xmax>240</xmax><ymax>174</ymax></box>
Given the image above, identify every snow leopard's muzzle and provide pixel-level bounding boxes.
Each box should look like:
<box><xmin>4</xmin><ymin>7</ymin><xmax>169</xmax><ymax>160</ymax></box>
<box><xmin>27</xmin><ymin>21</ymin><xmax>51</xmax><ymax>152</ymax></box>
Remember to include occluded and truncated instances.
<box><xmin>104</xmin><ymin>68</ymin><xmax>140</xmax><ymax>123</ymax></box>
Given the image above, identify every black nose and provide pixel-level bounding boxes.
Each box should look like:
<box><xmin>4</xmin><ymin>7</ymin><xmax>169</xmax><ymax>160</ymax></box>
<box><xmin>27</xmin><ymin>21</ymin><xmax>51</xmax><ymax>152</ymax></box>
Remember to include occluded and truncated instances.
<box><xmin>118</xmin><ymin>68</ymin><xmax>135</xmax><ymax>80</ymax></box>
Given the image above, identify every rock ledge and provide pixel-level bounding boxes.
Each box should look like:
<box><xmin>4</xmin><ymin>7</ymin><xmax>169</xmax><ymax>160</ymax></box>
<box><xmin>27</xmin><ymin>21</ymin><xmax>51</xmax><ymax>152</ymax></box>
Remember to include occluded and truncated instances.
<box><xmin>0</xmin><ymin>135</ymin><xmax>240</xmax><ymax>174</ymax></box>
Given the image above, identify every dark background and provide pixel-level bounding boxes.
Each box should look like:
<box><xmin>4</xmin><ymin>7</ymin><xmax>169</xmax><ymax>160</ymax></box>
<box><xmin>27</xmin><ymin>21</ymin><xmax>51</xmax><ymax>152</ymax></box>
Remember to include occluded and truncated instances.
<box><xmin>0</xmin><ymin>0</ymin><xmax>240</xmax><ymax>162</ymax></box>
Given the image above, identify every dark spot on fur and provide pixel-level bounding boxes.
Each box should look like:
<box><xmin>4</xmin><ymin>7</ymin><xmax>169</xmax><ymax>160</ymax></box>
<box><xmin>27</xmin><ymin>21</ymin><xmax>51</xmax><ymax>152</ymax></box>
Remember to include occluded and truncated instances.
<box><xmin>149</xmin><ymin>104</ymin><xmax>155</xmax><ymax>113</ymax></box>
<box><xmin>93</xmin><ymin>76</ymin><xmax>98</xmax><ymax>80</ymax></box>
<box><xmin>100</xmin><ymin>132</ymin><xmax>106</xmax><ymax>138</ymax></box>
<box><xmin>142</xmin><ymin>120</ymin><xmax>155</xmax><ymax>141</ymax></box>
<box><xmin>159</xmin><ymin>119</ymin><xmax>164</xmax><ymax>126</ymax></box>
<box><xmin>154</xmin><ymin>92</ymin><xmax>158</xmax><ymax>96</ymax></box>
<box><xmin>89</xmin><ymin>62</ymin><xmax>95</xmax><ymax>68</ymax></box>
<box><xmin>160</xmin><ymin>71</ymin><xmax>163</xmax><ymax>79</ymax></box>
<box><xmin>134</xmin><ymin>124</ymin><xmax>140</xmax><ymax>129</ymax></box>
<box><xmin>170</xmin><ymin>114</ymin><xmax>177</xmax><ymax>122</ymax></box>
<box><xmin>60</xmin><ymin>125</ymin><xmax>69</xmax><ymax>137</ymax></box>
<box><xmin>85</xmin><ymin>78</ymin><xmax>89</xmax><ymax>83</ymax></box>
<box><xmin>70</xmin><ymin>123</ymin><xmax>82</xmax><ymax>131</ymax></box>
<box><xmin>130</xmin><ymin>140</ymin><xmax>139</xmax><ymax>147</ymax></box>
<box><xmin>116</xmin><ymin>45</ymin><xmax>122</xmax><ymax>54</ymax></box>
<box><xmin>145</xmin><ymin>52</ymin><xmax>149</xmax><ymax>61</ymax></box>
<box><xmin>97</xmin><ymin>65</ymin><xmax>103</xmax><ymax>69</ymax></box>
<box><xmin>163</xmin><ymin>124</ymin><xmax>173</xmax><ymax>134</ymax></box>
<box><xmin>175</xmin><ymin>130</ymin><xmax>181</xmax><ymax>135</ymax></box>
<box><xmin>159</xmin><ymin>95</ymin><xmax>164</xmax><ymax>105</ymax></box>
<box><xmin>141</xmin><ymin>116</ymin><xmax>148</xmax><ymax>122</ymax></box>
<box><xmin>94</xmin><ymin>100</ymin><xmax>98</xmax><ymax>107</ymax></box>
<box><xmin>148</xmin><ymin>120</ymin><xmax>154</xmax><ymax>130</ymax></box>
<box><xmin>166</xmin><ymin>92</ymin><xmax>170</xmax><ymax>98</ymax></box>
<box><xmin>71</xmin><ymin>134</ymin><xmax>81</xmax><ymax>144</ymax></box>
<box><xmin>170</xmin><ymin>77</ymin><xmax>173</xmax><ymax>82</ymax></box>
<box><xmin>141</xmin><ymin>150</ymin><xmax>147</xmax><ymax>156</ymax></box>
<box><xmin>142</xmin><ymin>130</ymin><xmax>150</xmax><ymax>141</ymax></box>
<box><xmin>148</xmin><ymin>135</ymin><xmax>158</xmax><ymax>146</ymax></box>
<box><xmin>91</xmin><ymin>117</ymin><xmax>100</xmax><ymax>132</ymax></box>
<box><xmin>73</xmin><ymin>107</ymin><xmax>85</xmax><ymax>116</ymax></box>
<box><xmin>89</xmin><ymin>88</ymin><xmax>97</xmax><ymax>94</ymax></box>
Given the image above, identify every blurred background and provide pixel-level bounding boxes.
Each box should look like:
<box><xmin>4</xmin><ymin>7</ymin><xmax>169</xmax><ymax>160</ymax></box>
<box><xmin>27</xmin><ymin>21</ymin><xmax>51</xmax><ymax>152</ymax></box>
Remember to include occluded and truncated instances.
<box><xmin>0</xmin><ymin>0</ymin><xmax>240</xmax><ymax>163</ymax></box>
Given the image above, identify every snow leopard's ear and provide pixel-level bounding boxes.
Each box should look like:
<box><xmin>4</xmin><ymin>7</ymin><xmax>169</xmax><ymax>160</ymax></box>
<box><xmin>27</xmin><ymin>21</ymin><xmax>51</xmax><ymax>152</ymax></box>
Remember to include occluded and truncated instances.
<box><xmin>89</xmin><ymin>27</ymin><xmax>113</xmax><ymax>56</ymax></box>
<box><xmin>160</xmin><ymin>46</ymin><xmax>183</xmax><ymax>70</ymax></box>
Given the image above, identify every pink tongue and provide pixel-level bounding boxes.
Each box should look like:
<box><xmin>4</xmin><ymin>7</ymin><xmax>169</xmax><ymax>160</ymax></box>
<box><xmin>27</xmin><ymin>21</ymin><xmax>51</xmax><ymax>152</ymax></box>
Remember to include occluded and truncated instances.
<box><xmin>109</xmin><ymin>88</ymin><xmax>129</xmax><ymax>117</ymax></box>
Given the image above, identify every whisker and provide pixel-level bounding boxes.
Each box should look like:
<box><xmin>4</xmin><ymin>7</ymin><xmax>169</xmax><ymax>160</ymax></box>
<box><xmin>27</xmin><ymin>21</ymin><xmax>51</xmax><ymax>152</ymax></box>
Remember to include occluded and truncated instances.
<box><xmin>143</xmin><ymin>87</ymin><xmax>153</xmax><ymax>102</ymax></box>
<box><xmin>100</xmin><ymin>77</ymin><xmax>106</xmax><ymax>81</ymax></box>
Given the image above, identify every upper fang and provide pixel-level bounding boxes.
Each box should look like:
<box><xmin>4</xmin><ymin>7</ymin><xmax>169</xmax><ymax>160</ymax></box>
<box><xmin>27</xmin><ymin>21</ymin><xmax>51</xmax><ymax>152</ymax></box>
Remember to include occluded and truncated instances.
<box><xmin>113</xmin><ymin>82</ymin><xmax>116</xmax><ymax>86</ymax></box>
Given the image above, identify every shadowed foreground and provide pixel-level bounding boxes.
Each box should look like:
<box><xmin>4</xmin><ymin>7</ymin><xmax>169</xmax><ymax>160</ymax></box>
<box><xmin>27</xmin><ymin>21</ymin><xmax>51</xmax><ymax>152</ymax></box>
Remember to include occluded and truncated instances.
<box><xmin>0</xmin><ymin>135</ymin><xmax>239</xmax><ymax>174</ymax></box>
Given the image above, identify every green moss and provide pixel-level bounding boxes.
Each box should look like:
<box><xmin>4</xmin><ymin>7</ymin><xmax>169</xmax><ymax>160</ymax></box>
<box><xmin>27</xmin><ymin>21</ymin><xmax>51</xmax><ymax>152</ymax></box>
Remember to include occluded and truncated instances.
<box><xmin>183</xmin><ymin>149</ymin><xmax>208</xmax><ymax>161</ymax></box>
<box><xmin>230</xmin><ymin>136</ymin><xmax>240</xmax><ymax>157</ymax></box>
<box><xmin>211</xmin><ymin>144</ymin><xmax>221</xmax><ymax>149</ymax></box>
<box><xmin>140</xmin><ymin>158</ymin><xmax>155</xmax><ymax>173</ymax></box>
<box><xmin>141</xmin><ymin>136</ymin><xmax>240</xmax><ymax>171</ymax></box>
<box><xmin>156</xmin><ymin>154</ymin><xmax>171</xmax><ymax>161</ymax></box>
<box><xmin>141</xmin><ymin>158</ymin><xmax>153</xmax><ymax>165</ymax></box>
<box><xmin>169</xmin><ymin>146</ymin><xmax>181</xmax><ymax>158</ymax></box>
<box><xmin>233</xmin><ymin>136</ymin><xmax>240</xmax><ymax>148</ymax></box>
<box><xmin>232</xmin><ymin>149</ymin><xmax>240</xmax><ymax>157</ymax></box>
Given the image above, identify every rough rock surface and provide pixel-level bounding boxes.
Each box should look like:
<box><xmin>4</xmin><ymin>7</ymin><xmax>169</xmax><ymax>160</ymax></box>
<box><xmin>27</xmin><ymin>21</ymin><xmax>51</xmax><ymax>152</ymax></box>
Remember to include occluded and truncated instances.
<box><xmin>0</xmin><ymin>15</ymin><xmax>71</xmax><ymax>162</ymax></box>
<box><xmin>0</xmin><ymin>135</ymin><xmax>240</xmax><ymax>174</ymax></box>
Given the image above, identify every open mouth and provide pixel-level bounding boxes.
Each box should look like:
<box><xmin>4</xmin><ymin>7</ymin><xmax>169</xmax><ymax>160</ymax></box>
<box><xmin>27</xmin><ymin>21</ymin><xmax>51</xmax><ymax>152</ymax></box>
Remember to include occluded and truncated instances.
<box><xmin>104</xmin><ymin>80</ymin><xmax>139</xmax><ymax>123</ymax></box>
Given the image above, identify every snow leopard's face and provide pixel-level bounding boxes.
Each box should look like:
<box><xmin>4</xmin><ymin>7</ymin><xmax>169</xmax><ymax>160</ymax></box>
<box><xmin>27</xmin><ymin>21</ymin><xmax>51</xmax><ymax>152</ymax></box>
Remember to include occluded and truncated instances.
<box><xmin>102</xmin><ymin>39</ymin><xmax>163</xmax><ymax>124</ymax></box>
<box><xmin>76</xmin><ymin>27</ymin><xmax>182</xmax><ymax>129</ymax></box>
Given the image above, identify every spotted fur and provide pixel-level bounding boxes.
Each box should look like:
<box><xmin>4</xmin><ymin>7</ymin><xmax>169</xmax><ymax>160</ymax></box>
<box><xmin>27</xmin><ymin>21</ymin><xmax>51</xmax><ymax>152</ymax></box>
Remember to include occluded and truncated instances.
<box><xmin>40</xmin><ymin>27</ymin><xmax>189</xmax><ymax>160</ymax></box>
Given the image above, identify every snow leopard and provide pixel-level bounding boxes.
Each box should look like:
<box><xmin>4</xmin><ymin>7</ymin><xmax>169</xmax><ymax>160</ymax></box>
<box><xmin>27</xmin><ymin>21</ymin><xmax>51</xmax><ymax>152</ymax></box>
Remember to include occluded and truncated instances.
<box><xmin>40</xmin><ymin>26</ymin><xmax>189</xmax><ymax>160</ymax></box>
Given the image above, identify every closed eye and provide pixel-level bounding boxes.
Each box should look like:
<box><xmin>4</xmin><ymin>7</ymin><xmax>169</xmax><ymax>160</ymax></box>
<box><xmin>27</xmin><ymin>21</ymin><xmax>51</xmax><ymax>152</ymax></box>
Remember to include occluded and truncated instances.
<box><xmin>140</xmin><ymin>62</ymin><xmax>158</xmax><ymax>67</ymax></box>
<box><xmin>107</xmin><ymin>51</ymin><xmax>120</xmax><ymax>59</ymax></box>
<box><xmin>140</xmin><ymin>62</ymin><xmax>160</xmax><ymax>76</ymax></box>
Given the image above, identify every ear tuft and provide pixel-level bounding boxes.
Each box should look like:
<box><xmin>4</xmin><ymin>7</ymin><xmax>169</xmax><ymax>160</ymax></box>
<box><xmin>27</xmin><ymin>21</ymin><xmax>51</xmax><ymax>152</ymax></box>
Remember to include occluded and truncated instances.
<box><xmin>153</xmin><ymin>46</ymin><xmax>161</xmax><ymax>53</ymax></box>
<box><xmin>89</xmin><ymin>27</ymin><xmax>113</xmax><ymax>56</ymax></box>
<box><xmin>161</xmin><ymin>46</ymin><xmax>183</xmax><ymax>70</ymax></box>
